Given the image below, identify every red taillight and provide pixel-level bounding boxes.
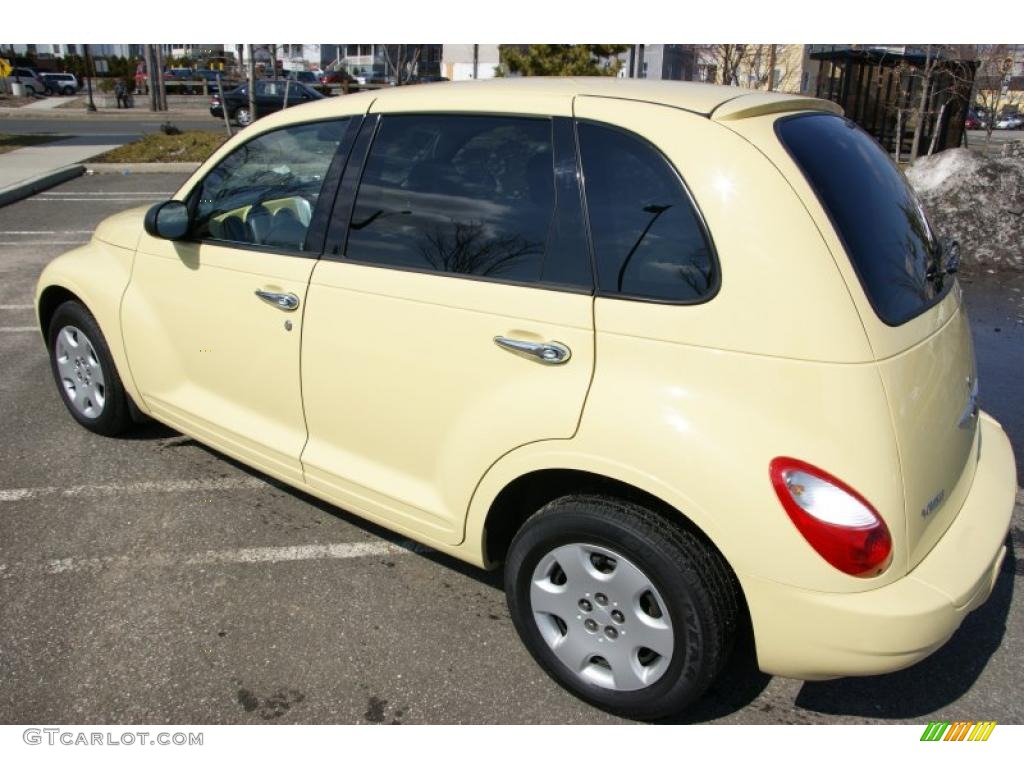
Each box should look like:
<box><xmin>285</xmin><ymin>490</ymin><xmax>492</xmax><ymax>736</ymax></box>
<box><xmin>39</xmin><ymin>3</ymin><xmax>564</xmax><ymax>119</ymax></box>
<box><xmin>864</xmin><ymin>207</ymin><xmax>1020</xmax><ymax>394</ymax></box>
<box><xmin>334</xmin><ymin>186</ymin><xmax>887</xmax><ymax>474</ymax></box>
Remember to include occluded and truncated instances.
<box><xmin>770</xmin><ymin>457</ymin><xmax>892</xmax><ymax>577</ymax></box>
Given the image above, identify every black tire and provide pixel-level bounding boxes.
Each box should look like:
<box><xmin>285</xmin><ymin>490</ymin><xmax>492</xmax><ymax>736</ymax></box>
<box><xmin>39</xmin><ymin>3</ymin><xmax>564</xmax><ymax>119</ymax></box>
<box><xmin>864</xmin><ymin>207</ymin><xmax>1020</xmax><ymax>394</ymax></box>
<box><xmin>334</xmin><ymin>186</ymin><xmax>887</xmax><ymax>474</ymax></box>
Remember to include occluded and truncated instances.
<box><xmin>62</xmin><ymin>86</ymin><xmax>75</xmax><ymax>95</ymax></box>
<box><xmin>505</xmin><ymin>495</ymin><xmax>739</xmax><ymax>720</ymax></box>
<box><xmin>47</xmin><ymin>300</ymin><xmax>133</xmax><ymax>437</ymax></box>
<box><xmin>235</xmin><ymin>107</ymin><xmax>253</xmax><ymax>127</ymax></box>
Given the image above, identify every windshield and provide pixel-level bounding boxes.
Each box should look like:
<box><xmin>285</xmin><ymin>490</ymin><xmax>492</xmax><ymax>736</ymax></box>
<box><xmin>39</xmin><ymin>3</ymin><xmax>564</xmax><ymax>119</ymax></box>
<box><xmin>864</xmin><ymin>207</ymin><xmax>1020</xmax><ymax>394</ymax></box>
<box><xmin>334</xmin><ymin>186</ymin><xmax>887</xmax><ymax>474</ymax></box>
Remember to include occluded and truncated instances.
<box><xmin>776</xmin><ymin>113</ymin><xmax>950</xmax><ymax>326</ymax></box>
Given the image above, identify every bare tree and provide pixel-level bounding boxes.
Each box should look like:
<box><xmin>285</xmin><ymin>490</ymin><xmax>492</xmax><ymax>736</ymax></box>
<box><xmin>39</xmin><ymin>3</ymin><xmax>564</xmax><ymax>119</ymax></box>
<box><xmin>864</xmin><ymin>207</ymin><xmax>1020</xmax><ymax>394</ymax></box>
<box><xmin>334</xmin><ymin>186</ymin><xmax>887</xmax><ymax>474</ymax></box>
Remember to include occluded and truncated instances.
<box><xmin>694</xmin><ymin>44</ymin><xmax>747</xmax><ymax>86</ymax></box>
<box><xmin>382</xmin><ymin>44</ymin><xmax>423</xmax><ymax>85</ymax></box>
<box><xmin>970</xmin><ymin>44</ymin><xmax>1022</xmax><ymax>146</ymax></box>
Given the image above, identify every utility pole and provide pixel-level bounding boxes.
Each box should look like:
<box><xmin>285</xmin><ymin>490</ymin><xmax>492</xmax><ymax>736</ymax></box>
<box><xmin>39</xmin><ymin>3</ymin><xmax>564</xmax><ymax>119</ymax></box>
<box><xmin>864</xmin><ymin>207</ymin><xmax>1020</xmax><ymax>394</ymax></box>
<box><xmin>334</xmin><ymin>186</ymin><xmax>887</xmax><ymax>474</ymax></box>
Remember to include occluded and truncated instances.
<box><xmin>145</xmin><ymin>45</ymin><xmax>157</xmax><ymax>111</ymax></box>
<box><xmin>154</xmin><ymin>45</ymin><xmax>167</xmax><ymax>111</ymax></box>
<box><xmin>472</xmin><ymin>44</ymin><xmax>478</xmax><ymax>79</ymax></box>
<box><xmin>247</xmin><ymin>44</ymin><xmax>256</xmax><ymax>123</ymax></box>
<box><xmin>84</xmin><ymin>43</ymin><xmax>97</xmax><ymax>112</ymax></box>
<box><xmin>216</xmin><ymin>73</ymin><xmax>232</xmax><ymax>138</ymax></box>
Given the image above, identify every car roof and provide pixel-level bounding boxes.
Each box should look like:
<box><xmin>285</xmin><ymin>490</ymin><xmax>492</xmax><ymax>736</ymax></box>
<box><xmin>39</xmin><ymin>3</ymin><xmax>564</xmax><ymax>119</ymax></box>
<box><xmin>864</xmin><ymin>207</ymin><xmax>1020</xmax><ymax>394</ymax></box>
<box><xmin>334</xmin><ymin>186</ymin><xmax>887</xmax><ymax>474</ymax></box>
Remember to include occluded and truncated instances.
<box><xmin>358</xmin><ymin>77</ymin><xmax>841</xmax><ymax>120</ymax></box>
<box><xmin>243</xmin><ymin>76</ymin><xmax>843</xmax><ymax>137</ymax></box>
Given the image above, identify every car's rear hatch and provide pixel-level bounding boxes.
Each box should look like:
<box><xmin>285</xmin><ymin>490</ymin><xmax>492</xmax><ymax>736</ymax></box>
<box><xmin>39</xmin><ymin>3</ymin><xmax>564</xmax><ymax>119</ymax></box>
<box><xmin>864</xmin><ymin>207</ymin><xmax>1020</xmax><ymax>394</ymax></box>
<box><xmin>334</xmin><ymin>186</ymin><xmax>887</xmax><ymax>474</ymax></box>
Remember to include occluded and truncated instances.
<box><xmin>773</xmin><ymin>112</ymin><xmax>980</xmax><ymax>569</ymax></box>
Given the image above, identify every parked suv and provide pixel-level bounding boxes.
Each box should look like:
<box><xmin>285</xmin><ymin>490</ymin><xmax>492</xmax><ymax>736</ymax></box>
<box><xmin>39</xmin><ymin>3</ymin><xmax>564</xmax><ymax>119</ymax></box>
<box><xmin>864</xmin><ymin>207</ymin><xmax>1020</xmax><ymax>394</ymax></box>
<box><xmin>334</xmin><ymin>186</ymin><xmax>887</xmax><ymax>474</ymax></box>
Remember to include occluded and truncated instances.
<box><xmin>41</xmin><ymin>72</ymin><xmax>80</xmax><ymax>95</ymax></box>
<box><xmin>34</xmin><ymin>79</ymin><xmax>1016</xmax><ymax>720</ymax></box>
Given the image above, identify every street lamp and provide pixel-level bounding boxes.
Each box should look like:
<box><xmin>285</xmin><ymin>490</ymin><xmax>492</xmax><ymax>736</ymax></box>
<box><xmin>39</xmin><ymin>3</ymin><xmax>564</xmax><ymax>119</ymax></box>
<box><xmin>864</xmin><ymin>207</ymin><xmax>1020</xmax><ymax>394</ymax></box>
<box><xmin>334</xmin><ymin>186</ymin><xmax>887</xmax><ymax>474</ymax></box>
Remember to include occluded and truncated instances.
<box><xmin>84</xmin><ymin>43</ymin><xmax>97</xmax><ymax>112</ymax></box>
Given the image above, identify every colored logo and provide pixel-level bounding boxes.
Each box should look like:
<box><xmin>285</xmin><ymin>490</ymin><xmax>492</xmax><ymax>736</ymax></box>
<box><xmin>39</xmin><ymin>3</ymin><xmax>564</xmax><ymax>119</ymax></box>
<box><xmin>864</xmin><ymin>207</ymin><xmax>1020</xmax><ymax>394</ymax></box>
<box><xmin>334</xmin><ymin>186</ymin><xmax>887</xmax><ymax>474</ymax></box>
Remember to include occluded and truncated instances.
<box><xmin>921</xmin><ymin>721</ymin><xmax>996</xmax><ymax>741</ymax></box>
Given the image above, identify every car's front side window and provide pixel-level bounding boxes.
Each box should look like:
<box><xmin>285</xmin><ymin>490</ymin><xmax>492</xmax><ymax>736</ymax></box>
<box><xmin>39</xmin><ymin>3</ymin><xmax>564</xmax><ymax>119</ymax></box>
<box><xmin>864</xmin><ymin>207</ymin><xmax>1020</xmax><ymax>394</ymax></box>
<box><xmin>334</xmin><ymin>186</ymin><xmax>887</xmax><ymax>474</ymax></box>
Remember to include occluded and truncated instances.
<box><xmin>190</xmin><ymin>119</ymin><xmax>349</xmax><ymax>252</ymax></box>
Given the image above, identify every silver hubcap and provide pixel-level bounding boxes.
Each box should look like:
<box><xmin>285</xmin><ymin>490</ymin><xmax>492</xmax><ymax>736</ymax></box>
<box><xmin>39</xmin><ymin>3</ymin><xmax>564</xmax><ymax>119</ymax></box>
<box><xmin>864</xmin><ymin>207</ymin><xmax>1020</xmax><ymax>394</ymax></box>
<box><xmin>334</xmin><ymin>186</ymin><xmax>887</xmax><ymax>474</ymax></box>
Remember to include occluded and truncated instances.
<box><xmin>54</xmin><ymin>325</ymin><xmax>105</xmax><ymax>419</ymax></box>
<box><xmin>530</xmin><ymin>543</ymin><xmax>674</xmax><ymax>691</ymax></box>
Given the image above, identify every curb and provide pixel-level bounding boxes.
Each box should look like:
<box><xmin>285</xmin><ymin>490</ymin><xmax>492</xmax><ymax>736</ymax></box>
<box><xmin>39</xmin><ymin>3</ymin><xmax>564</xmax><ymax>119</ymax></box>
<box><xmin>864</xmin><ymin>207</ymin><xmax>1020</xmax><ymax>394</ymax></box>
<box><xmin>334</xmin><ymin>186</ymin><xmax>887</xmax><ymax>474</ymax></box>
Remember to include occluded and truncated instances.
<box><xmin>0</xmin><ymin>109</ymin><xmax>216</xmax><ymax>120</ymax></box>
<box><xmin>85</xmin><ymin>162</ymin><xmax>202</xmax><ymax>174</ymax></box>
<box><xmin>0</xmin><ymin>164</ymin><xmax>85</xmax><ymax>208</ymax></box>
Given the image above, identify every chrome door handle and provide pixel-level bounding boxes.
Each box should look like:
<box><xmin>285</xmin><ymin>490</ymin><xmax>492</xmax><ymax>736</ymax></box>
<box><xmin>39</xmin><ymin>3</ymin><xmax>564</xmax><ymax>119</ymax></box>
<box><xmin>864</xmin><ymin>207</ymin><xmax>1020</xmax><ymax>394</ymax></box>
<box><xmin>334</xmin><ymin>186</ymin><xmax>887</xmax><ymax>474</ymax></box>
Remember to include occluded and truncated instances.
<box><xmin>494</xmin><ymin>336</ymin><xmax>572</xmax><ymax>365</ymax></box>
<box><xmin>255</xmin><ymin>290</ymin><xmax>300</xmax><ymax>311</ymax></box>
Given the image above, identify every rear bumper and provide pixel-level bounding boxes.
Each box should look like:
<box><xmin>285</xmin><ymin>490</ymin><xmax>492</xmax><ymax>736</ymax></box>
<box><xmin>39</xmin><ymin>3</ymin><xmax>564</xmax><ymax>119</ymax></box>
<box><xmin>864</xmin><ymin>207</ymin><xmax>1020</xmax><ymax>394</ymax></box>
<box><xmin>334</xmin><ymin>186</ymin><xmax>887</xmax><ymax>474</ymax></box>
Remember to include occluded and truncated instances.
<box><xmin>741</xmin><ymin>412</ymin><xmax>1016</xmax><ymax>679</ymax></box>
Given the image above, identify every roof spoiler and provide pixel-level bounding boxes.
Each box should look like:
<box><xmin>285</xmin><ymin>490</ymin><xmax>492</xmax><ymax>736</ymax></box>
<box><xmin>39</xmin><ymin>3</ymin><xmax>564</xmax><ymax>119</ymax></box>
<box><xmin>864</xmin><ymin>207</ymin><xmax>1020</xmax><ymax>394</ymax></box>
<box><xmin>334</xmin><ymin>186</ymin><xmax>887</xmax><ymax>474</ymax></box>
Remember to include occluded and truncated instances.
<box><xmin>712</xmin><ymin>93</ymin><xmax>844</xmax><ymax>121</ymax></box>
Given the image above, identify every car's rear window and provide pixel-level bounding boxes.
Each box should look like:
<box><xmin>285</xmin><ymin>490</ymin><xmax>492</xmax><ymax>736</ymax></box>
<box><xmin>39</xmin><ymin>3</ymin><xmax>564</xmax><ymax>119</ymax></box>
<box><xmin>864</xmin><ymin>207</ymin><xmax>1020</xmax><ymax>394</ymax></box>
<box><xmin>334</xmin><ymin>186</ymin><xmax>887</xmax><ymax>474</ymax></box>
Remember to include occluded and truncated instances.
<box><xmin>776</xmin><ymin>113</ymin><xmax>949</xmax><ymax>326</ymax></box>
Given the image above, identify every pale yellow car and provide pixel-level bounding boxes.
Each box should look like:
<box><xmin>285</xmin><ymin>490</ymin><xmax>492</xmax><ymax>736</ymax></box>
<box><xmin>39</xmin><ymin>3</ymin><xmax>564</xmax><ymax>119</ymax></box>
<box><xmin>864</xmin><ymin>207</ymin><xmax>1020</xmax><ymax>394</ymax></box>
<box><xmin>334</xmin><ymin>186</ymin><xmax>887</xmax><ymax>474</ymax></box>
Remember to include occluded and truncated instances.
<box><xmin>34</xmin><ymin>78</ymin><xmax>1017</xmax><ymax>720</ymax></box>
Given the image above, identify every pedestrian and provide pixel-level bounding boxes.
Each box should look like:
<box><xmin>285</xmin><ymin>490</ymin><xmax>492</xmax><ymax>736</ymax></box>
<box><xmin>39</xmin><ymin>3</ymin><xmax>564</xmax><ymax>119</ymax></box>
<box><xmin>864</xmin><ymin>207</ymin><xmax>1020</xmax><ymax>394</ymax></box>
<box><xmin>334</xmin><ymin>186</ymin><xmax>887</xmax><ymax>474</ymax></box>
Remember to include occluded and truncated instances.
<box><xmin>114</xmin><ymin>79</ymin><xmax>128</xmax><ymax>109</ymax></box>
<box><xmin>134</xmin><ymin>60</ymin><xmax>146</xmax><ymax>95</ymax></box>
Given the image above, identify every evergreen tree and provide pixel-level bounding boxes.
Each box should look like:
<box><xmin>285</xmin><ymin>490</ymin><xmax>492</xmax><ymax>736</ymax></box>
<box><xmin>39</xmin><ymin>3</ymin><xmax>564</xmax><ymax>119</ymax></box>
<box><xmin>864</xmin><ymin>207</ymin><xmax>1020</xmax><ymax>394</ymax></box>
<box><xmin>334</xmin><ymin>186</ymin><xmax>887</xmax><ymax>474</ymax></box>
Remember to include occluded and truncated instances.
<box><xmin>499</xmin><ymin>45</ymin><xmax>628</xmax><ymax>77</ymax></box>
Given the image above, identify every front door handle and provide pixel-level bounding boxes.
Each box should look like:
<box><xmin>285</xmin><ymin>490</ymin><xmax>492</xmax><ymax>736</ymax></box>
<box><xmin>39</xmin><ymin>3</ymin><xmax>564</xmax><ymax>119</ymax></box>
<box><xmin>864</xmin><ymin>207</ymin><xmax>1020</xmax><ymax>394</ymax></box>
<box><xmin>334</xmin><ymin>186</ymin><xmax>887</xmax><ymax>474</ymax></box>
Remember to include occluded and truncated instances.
<box><xmin>255</xmin><ymin>290</ymin><xmax>299</xmax><ymax>311</ymax></box>
<box><xmin>494</xmin><ymin>336</ymin><xmax>572</xmax><ymax>365</ymax></box>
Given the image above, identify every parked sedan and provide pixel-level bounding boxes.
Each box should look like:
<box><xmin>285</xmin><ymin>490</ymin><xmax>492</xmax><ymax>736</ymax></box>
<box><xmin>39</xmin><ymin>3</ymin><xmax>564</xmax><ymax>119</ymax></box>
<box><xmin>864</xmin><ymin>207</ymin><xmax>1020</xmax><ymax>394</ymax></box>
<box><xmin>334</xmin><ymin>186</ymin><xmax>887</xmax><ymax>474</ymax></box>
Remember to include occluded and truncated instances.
<box><xmin>964</xmin><ymin>114</ymin><xmax>984</xmax><ymax>130</ymax></box>
<box><xmin>995</xmin><ymin>114</ymin><xmax>1023</xmax><ymax>130</ymax></box>
<box><xmin>209</xmin><ymin>80</ymin><xmax>324</xmax><ymax>126</ymax></box>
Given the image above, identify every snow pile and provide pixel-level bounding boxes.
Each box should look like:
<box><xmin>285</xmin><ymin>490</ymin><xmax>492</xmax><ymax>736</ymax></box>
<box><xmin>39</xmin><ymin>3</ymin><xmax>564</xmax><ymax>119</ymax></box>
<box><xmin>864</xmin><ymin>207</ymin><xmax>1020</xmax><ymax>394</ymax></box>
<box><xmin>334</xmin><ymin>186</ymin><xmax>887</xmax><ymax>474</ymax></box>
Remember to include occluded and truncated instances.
<box><xmin>906</xmin><ymin>146</ymin><xmax>1024</xmax><ymax>271</ymax></box>
<box><xmin>905</xmin><ymin>149</ymin><xmax>985</xmax><ymax>194</ymax></box>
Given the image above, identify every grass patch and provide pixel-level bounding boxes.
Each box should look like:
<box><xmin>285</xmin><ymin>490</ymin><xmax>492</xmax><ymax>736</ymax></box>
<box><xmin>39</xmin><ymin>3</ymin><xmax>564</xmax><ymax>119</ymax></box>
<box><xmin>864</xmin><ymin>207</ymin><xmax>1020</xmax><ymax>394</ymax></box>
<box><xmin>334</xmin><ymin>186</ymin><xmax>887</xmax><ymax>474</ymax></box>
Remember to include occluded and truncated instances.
<box><xmin>93</xmin><ymin>131</ymin><xmax>226</xmax><ymax>163</ymax></box>
<box><xmin>0</xmin><ymin>133</ymin><xmax>63</xmax><ymax>154</ymax></box>
<box><xmin>0</xmin><ymin>95</ymin><xmax>37</xmax><ymax>108</ymax></box>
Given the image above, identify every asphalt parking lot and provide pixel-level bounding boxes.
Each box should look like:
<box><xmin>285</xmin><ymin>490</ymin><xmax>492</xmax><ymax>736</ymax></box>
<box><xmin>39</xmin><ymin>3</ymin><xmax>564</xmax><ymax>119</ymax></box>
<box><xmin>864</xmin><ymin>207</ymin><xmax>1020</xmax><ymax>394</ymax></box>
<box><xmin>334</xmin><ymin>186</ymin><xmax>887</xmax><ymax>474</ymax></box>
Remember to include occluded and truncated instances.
<box><xmin>0</xmin><ymin>173</ymin><xmax>1021</xmax><ymax>724</ymax></box>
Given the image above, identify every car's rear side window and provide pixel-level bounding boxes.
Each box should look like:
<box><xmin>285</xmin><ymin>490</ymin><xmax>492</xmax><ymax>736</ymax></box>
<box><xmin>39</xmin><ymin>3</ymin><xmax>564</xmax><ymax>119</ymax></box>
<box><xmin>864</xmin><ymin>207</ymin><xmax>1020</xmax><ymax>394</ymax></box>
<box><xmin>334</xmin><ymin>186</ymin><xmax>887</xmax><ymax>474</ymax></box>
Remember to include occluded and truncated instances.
<box><xmin>343</xmin><ymin>114</ymin><xmax>591</xmax><ymax>290</ymax></box>
<box><xmin>776</xmin><ymin>113</ymin><xmax>948</xmax><ymax>326</ymax></box>
<box><xmin>577</xmin><ymin>122</ymin><xmax>716</xmax><ymax>303</ymax></box>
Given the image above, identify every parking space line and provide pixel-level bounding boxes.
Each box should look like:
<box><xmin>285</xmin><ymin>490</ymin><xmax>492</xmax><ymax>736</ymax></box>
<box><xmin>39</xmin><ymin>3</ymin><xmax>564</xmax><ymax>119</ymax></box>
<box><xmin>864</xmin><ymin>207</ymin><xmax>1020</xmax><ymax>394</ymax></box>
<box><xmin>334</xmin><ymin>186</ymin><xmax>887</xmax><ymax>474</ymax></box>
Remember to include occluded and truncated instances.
<box><xmin>0</xmin><ymin>241</ymin><xmax>89</xmax><ymax>246</ymax></box>
<box><xmin>0</xmin><ymin>305</ymin><xmax>33</xmax><ymax>310</ymax></box>
<box><xmin>0</xmin><ymin>327</ymin><xmax>38</xmax><ymax>333</ymax></box>
<box><xmin>23</xmin><ymin>199</ymin><xmax>165</xmax><ymax>203</ymax></box>
<box><xmin>0</xmin><ymin>230</ymin><xmax>95</xmax><ymax>235</ymax></box>
<box><xmin>2</xmin><ymin>539</ymin><xmax>424</xmax><ymax>578</ymax></box>
<box><xmin>0</xmin><ymin>476</ymin><xmax>271</xmax><ymax>502</ymax></box>
<box><xmin>38</xmin><ymin>192</ymin><xmax>174</xmax><ymax>197</ymax></box>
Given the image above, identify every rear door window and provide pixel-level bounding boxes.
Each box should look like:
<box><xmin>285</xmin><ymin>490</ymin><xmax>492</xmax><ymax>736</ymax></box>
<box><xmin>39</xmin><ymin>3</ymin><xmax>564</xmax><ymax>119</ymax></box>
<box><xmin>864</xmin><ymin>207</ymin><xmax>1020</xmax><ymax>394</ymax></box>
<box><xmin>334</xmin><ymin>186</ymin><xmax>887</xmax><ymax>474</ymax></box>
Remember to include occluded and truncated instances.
<box><xmin>776</xmin><ymin>113</ymin><xmax>948</xmax><ymax>326</ymax></box>
<box><xmin>343</xmin><ymin>113</ymin><xmax>591</xmax><ymax>289</ymax></box>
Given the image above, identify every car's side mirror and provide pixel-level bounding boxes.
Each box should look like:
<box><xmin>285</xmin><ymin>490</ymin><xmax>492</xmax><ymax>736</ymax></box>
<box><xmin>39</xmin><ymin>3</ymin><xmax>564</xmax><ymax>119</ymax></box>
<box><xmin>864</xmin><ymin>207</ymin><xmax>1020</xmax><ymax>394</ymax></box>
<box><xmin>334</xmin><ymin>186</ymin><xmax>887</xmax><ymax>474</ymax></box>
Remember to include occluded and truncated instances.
<box><xmin>144</xmin><ymin>200</ymin><xmax>190</xmax><ymax>240</ymax></box>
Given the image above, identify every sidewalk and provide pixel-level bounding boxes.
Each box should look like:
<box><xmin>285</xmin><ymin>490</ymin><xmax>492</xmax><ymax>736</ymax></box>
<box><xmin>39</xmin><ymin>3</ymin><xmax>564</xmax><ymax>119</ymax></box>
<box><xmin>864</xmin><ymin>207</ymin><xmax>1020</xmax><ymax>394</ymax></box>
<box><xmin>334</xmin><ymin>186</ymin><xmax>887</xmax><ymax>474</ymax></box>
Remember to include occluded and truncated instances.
<box><xmin>0</xmin><ymin>106</ymin><xmax>215</xmax><ymax>119</ymax></box>
<box><xmin>16</xmin><ymin>96</ymin><xmax>79</xmax><ymax>111</ymax></box>
<box><xmin>0</xmin><ymin>135</ymin><xmax>126</xmax><ymax>207</ymax></box>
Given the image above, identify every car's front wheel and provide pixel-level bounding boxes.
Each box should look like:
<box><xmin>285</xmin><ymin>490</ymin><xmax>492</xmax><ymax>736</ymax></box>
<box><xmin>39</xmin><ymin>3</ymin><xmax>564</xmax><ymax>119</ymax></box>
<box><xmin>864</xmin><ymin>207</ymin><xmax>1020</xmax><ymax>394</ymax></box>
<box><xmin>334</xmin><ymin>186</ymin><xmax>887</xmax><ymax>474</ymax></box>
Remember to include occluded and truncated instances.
<box><xmin>235</xmin><ymin>107</ymin><xmax>253</xmax><ymax>127</ymax></box>
<box><xmin>505</xmin><ymin>495</ymin><xmax>739</xmax><ymax>720</ymax></box>
<box><xmin>47</xmin><ymin>301</ymin><xmax>133</xmax><ymax>437</ymax></box>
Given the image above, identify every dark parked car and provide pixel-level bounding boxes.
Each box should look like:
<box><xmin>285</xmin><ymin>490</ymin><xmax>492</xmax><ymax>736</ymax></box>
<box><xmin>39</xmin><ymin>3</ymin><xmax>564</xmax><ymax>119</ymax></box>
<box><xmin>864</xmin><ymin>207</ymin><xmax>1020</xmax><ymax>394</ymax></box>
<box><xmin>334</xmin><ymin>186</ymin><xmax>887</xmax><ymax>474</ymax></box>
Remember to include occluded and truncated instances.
<box><xmin>321</xmin><ymin>69</ymin><xmax>356</xmax><ymax>85</ymax></box>
<box><xmin>410</xmin><ymin>74</ymin><xmax>449</xmax><ymax>84</ymax></box>
<box><xmin>209</xmin><ymin>79</ymin><xmax>325</xmax><ymax>126</ymax></box>
<box><xmin>286</xmin><ymin>70</ymin><xmax>320</xmax><ymax>85</ymax></box>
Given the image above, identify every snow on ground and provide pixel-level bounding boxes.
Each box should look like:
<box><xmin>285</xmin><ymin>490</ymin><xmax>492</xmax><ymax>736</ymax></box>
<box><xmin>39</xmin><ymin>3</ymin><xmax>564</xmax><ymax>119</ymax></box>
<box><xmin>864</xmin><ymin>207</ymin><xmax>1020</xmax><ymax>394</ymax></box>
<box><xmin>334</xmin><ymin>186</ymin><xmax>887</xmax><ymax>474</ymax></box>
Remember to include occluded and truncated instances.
<box><xmin>907</xmin><ymin>143</ymin><xmax>1024</xmax><ymax>271</ymax></box>
<box><xmin>905</xmin><ymin>149</ymin><xmax>985</xmax><ymax>194</ymax></box>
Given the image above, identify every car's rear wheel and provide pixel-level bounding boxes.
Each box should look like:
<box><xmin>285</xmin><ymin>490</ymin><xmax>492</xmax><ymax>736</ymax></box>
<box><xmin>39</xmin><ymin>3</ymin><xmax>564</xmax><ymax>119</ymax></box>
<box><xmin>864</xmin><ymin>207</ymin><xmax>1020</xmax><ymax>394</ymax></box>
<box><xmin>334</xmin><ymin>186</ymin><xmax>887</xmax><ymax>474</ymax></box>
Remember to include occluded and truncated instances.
<box><xmin>47</xmin><ymin>301</ymin><xmax>133</xmax><ymax>437</ymax></box>
<box><xmin>505</xmin><ymin>495</ymin><xmax>739</xmax><ymax>720</ymax></box>
<box><xmin>62</xmin><ymin>86</ymin><xmax>75</xmax><ymax>95</ymax></box>
<box><xmin>235</xmin><ymin>107</ymin><xmax>252</xmax><ymax>127</ymax></box>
